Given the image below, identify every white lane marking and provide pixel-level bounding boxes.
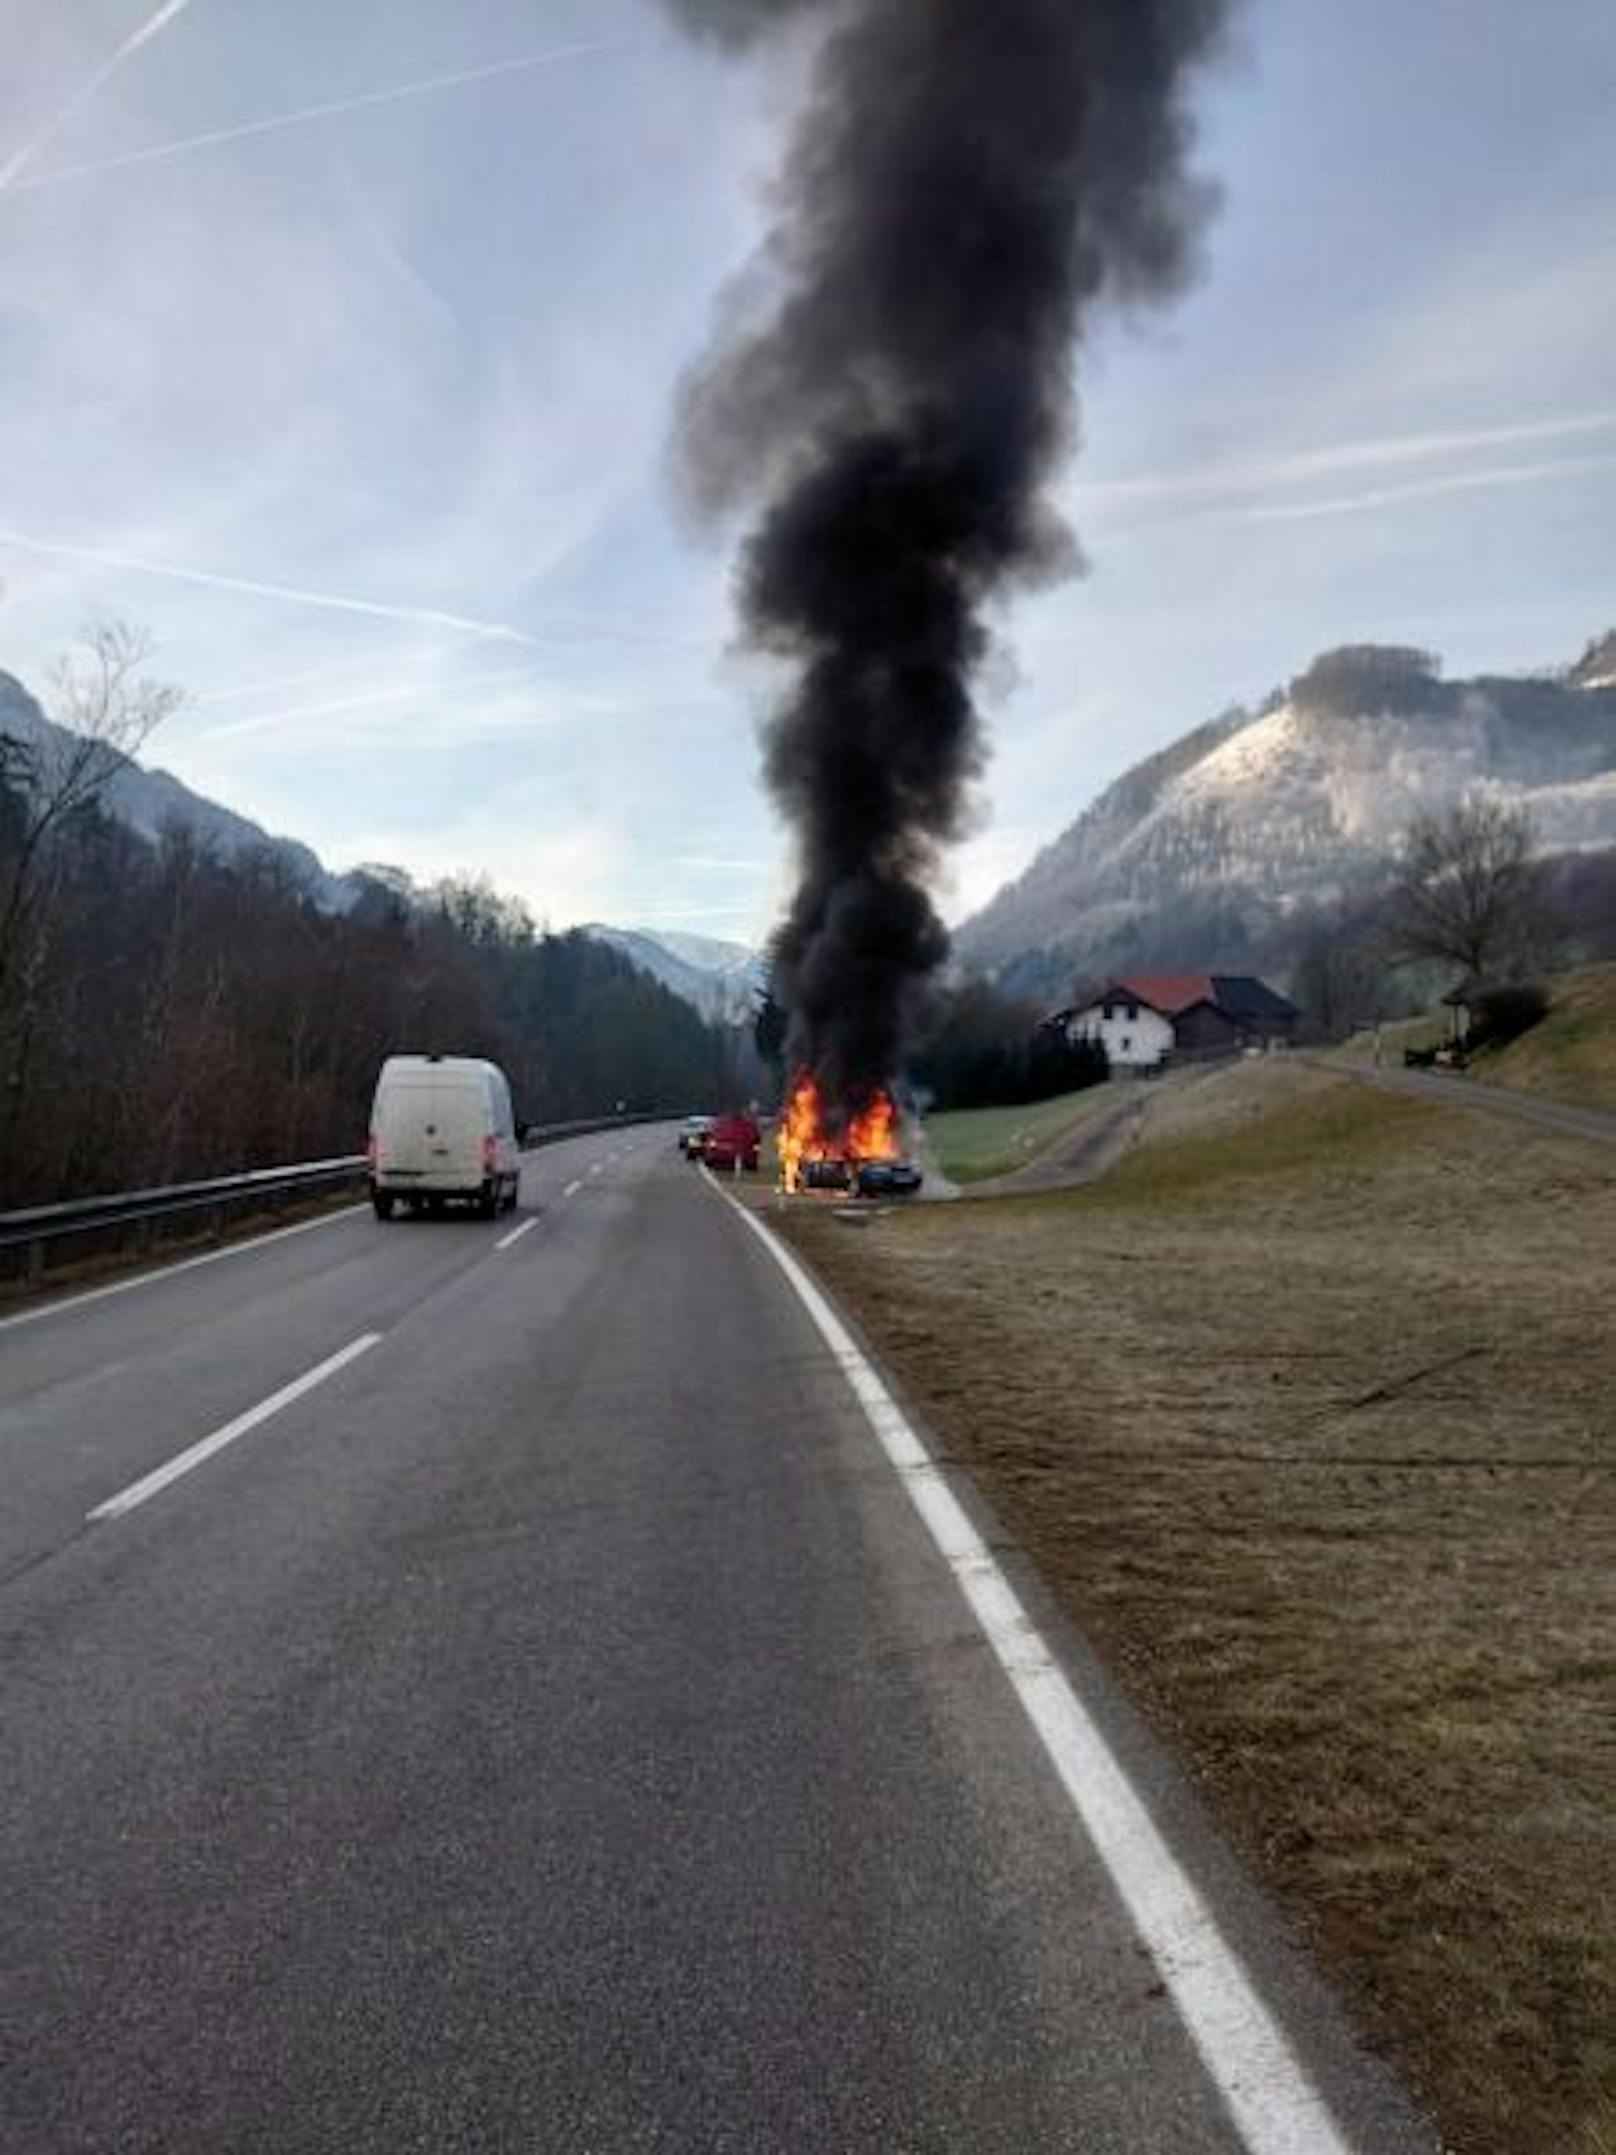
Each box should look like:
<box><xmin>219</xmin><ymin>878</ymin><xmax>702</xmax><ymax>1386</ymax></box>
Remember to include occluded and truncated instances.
<box><xmin>705</xmin><ymin>1174</ymin><xmax>1354</xmax><ymax>2155</ymax></box>
<box><xmin>588</xmin><ymin>1161</ymin><xmax>603</xmax><ymax>1176</ymax></box>
<box><xmin>563</xmin><ymin>1179</ymin><xmax>582</xmax><ymax>1198</ymax></box>
<box><xmin>87</xmin><ymin>1334</ymin><xmax>382</xmax><ymax>1523</ymax></box>
<box><xmin>495</xmin><ymin>1216</ymin><xmax>537</xmax><ymax>1251</ymax></box>
<box><xmin>0</xmin><ymin>1203</ymin><xmax>369</xmax><ymax>1334</ymax></box>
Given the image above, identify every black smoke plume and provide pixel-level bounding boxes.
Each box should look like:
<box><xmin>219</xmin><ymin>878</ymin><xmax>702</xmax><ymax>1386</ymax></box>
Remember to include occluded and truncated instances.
<box><xmin>667</xmin><ymin>0</ymin><xmax>1233</xmax><ymax>1121</ymax></box>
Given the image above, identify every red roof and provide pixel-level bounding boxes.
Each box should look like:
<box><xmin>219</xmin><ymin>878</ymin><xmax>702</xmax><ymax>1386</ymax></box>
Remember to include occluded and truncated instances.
<box><xmin>1110</xmin><ymin>973</ymin><xmax>1218</xmax><ymax>1016</ymax></box>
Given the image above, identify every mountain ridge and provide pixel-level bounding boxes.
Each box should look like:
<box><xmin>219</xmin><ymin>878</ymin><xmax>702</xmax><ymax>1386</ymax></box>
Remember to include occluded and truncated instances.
<box><xmin>955</xmin><ymin>632</ymin><xmax>1616</xmax><ymax>995</ymax></box>
<box><xmin>0</xmin><ymin>668</ymin><xmax>349</xmax><ymax>905</ymax></box>
<box><xmin>1</xmin><ymin>667</ymin><xmax>762</xmax><ymax>1020</ymax></box>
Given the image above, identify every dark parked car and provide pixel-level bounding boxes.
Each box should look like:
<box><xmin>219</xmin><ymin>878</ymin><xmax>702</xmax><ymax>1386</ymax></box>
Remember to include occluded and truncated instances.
<box><xmin>801</xmin><ymin>1154</ymin><xmax>852</xmax><ymax>1191</ymax></box>
<box><xmin>854</xmin><ymin>1157</ymin><xmax>923</xmax><ymax>1197</ymax></box>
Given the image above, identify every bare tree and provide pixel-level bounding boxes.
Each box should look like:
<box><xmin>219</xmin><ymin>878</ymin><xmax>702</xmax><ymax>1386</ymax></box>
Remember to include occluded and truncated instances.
<box><xmin>0</xmin><ymin>621</ymin><xmax>183</xmax><ymax>1003</ymax></box>
<box><xmin>1291</xmin><ymin>895</ymin><xmax>1390</xmax><ymax>1042</ymax></box>
<box><xmin>1383</xmin><ymin>793</ymin><xmax>1549</xmax><ymax>982</ymax></box>
<box><xmin>1</xmin><ymin>625</ymin><xmax>183</xmax><ymax>1181</ymax></box>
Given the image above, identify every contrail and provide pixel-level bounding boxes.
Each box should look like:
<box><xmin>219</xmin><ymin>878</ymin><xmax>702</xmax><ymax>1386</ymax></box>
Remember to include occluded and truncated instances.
<box><xmin>1080</xmin><ymin>411</ymin><xmax>1616</xmax><ymax>509</ymax></box>
<box><xmin>200</xmin><ymin>668</ymin><xmax>539</xmax><ymax>740</ymax></box>
<box><xmin>1229</xmin><ymin>448</ymin><xmax>1616</xmax><ymax>522</ymax></box>
<box><xmin>5</xmin><ymin>33</ymin><xmax>639</xmax><ymax>193</ymax></box>
<box><xmin>0</xmin><ymin>0</ymin><xmax>197</xmax><ymax>190</ymax></box>
<box><xmin>0</xmin><ymin>529</ymin><xmax>534</xmax><ymax>643</ymax></box>
<box><xmin>200</xmin><ymin>683</ymin><xmax>432</xmax><ymax>741</ymax></box>
<box><xmin>194</xmin><ymin>650</ymin><xmax>451</xmax><ymax>705</ymax></box>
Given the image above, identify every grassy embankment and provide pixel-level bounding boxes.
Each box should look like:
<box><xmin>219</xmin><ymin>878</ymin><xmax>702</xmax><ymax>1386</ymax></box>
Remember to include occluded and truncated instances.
<box><xmin>1482</xmin><ymin>961</ymin><xmax>1616</xmax><ymax>1113</ymax></box>
<box><xmin>778</xmin><ymin>1058</ymin><xmax>1616</xmax><ymax>2155</ymax></box>
<box><xmin>920</xmin><ymin>1083</ymin><xmax>1119</xmax><ymax>1183</ymax></box>
<box><xmin>1339</xmin><ymin>960</ymin><xmax>1616</xmax><ymax>1116</ymax></box>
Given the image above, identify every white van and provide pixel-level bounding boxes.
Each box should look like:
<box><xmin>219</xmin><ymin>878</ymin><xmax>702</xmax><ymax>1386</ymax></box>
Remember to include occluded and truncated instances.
<box><xmin>367</xmin><ymin>1055</ymin><xmax>522</xmax><ymax>1220</ymax></box>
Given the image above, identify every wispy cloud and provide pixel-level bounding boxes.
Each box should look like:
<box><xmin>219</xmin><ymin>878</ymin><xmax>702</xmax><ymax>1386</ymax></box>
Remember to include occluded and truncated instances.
<box><xmin>0</xmin><ymin>0</ymin><xmax>197</xmax><ymax>189</ymax></box>
<box><xmin>1227</xmin><ymin>448</ymin><xmax>1616</xmax><ymax>523</ymax></box>
<box><xmin>193</xmin><ymin>648</ymin><xmax>454</xmax><ymax>706</ymax></box>
<box><xmin>5</xmin><ymin>33</ymin><xmax>640</xmax><ymax>194</ymax></box>
<box><xmin>197</xmin><ymin>683</ymin><xmax>431</xmax><ymax>741</ymax></box>
<box><xmin>1077</xmin><ymin>411</ymin><xmax>1616</xmax><ymax>511</ymax></box>
<box><xmin>0</xmin><ymin>530</ymin><xmax>535</xmax><ymax>642</ymax></box>
<box><xmin>197</xmin><ymin>667</ymin><xmax>548</xmax><ymax>741</ymax></box>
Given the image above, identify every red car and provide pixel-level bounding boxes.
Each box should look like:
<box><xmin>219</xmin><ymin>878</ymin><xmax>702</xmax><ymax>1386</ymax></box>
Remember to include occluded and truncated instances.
<box><xmin>703</xmin><ymin>1113</ymin><xmax>760</xmax><ymax>1172</ymax></box>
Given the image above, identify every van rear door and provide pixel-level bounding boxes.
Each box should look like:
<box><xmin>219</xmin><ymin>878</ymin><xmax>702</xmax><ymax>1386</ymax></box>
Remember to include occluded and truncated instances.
<box><xmin>374</xmin><ymin>1069</ymin><xmax>440</xmax><ymax>1182</ymax></box>
<box><xmin>377</xmin><ymin>1069</ymin><xmax>484</xmax><ymax>1184</ymax></box>
<box><xmin>422</xmin><ymin>1070</ymin><xmax>489</xmax><ymax>1186</ymax></box>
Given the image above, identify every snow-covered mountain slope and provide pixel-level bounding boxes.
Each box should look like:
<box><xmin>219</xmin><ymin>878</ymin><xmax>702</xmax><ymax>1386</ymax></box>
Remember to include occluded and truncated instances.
<box><xmin>0</xmin><ymin>670</ymin><xmax>351</xmax><ymax>905</ymax></box>
<box><xmin>580</xmin><ymin>925</ymin><xmax>763</xmax><ymax>1022</ymax></box>
<box><xmin>1569</xmin><ymin>628</ymin><xmax>1616</xmax><ymax>692</ymax></box>
<box><xmin>956</xmin><ymin>635</ymin><xmax>1616</xmax><ymax>986</ymax></box>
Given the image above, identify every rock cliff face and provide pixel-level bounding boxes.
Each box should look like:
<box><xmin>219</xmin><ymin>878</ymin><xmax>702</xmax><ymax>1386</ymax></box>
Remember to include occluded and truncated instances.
<box><xmin>955</xmin><ymin>637</ymin><xmax>1616</xmax><ymax>990</ymax></box>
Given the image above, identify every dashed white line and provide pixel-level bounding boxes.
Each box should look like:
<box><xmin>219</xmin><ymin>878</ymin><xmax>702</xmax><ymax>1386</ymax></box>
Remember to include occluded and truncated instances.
<box><xmin>495</xmin><ymin>1216</ymin><xmax>537</xmax><ymax>1251</ymax></box>
<box><xmin>704</xmin><ymin>1171</ymin><xmax>1354</xmax><ymax>2155</ymax></box>
<box><xmin>87</xmin><ymin>1333</ymin><xmax>382</xmax><ymax>1522</ymax></box>
<box><xmin>563</xmin><ymin>1179</ymin><xmax>582</xmax><ymax>1198</ymax></box>
<box><xmin>588</xmin><ymin>1162</ymin><xmax>603</xmax><ymax>1176</ymax></box>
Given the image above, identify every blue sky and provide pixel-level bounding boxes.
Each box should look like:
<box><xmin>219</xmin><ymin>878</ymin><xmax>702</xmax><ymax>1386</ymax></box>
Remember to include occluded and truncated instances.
<box><xmin>2</xmin><ymin>0</ymin><xmax>1612</xmax><ymax>942</ymax></box>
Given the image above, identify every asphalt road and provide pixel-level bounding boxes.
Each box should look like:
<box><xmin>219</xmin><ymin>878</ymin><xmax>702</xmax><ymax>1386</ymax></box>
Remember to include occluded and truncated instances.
<box><xmin>1311</xmin><ymin>1054</ymin><xmax>1616</xmax><ymax>1146</ymax></box>
<box><xmin>2</xmin><ymin>1130</ymin><xmax>1429</xmax><ymax>2152</ymax></box>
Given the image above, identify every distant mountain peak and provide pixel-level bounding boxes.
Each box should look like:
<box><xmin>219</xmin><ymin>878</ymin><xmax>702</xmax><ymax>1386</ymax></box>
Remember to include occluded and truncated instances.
<box><xmin>579</xmin><ymin>924</ymin><xmax>764</xmax><ymax>1021</ymax></box>
<box><xmin>1569</xmin><ymin>627</ymin><xmax>1616</xmax><ymax>691</ymax></box>
<box><xmin>1288</xmin><ymin>642</ymin><xmax>1444</xmax><ymax>721</ymax></box>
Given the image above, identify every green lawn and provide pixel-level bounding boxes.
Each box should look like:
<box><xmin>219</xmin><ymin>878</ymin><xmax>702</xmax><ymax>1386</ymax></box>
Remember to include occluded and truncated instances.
<box><xmin>922</xmin><ymin>1084</ymin><xmax>1116</xmax><ymax>1183</ymax></box>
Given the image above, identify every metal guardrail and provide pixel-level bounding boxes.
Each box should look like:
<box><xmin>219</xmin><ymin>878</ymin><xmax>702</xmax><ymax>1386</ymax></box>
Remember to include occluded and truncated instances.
<box><xmin>0</xmin><ymin>1112</ymin><xmax>675</xmax><ymax>1294</ymax></box>
<box><xmin>0</xmin><ymin>1157</ymin><xmax>367</xmax><ymax>1283</ymax></box>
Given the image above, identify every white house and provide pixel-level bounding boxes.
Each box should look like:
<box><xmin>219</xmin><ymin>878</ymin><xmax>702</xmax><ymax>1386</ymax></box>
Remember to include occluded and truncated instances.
<box><xmin>1054</xmin><ymin>973</ymin><xmax>1299</xmax><ymax>1071</ymax></box>
<box><xmin>1063</xmin><ymin>984</ymin><xmax>1177</xmax><ymax>1069</ymax></box>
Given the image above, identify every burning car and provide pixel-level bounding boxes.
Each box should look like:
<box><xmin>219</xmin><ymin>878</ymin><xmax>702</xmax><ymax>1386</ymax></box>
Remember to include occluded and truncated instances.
<box><xmin>853</xmin><ymin>1156</ymin><xmax>923</xmax><ymax>1198</ymax></box>
<box><xmin>776</xmin><ymin>1071</ymin><xmax>914</xmax><ymax>1196</ymax></box>
<box><xmin>801</xmin><ymin>1155</ymin><xmax>853</xmax><ymax>1192</ymax></box>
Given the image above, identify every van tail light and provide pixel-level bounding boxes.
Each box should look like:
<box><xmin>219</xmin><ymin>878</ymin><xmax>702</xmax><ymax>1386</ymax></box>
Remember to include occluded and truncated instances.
<box><xmin>482</xmin><ymin>1134</ymin><xmax>497</xmax><ymax>1173</ymax></box>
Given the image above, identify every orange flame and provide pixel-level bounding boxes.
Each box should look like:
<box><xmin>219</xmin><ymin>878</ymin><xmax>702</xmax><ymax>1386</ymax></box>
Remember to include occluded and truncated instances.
<box><xmin>846</xmin><ymin>1091</ymin><xmax>898</xmax><ymax>1161</ymax></box>
<box><xmin>776</xmin><ymin>1069</ymin><xmax>900</xmax><ymax>1190</ymax></box>
<box><xmin>777</xmin><ymin>1070</ymin><xmax>823</xmax><ymax>1192</ymax></box>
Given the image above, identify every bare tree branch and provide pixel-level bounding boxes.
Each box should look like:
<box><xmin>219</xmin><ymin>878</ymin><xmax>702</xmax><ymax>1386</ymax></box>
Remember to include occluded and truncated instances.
<box><xmin>0</xmin><ymin>619</ymin><xmax>183</xmax><ymax>1010</ymax></box>
<box><xmin>1383</xmin><ymin>793</ymin><xmax>1547</xmax><ymax>982</ymax></box>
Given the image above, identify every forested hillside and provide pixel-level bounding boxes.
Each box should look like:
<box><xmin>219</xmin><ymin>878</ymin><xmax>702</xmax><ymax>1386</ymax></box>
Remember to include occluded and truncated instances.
<box><xmin>0</xmin><ymin>761</ymin><xmax>734</xmax><ymax>1208</ymax></box>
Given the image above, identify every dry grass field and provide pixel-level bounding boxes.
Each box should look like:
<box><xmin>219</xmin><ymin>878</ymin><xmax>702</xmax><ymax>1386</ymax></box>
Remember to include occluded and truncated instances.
<box><xmin>780</xmin><ymin>1061</ymin><xmax>1616</xmax><ymax>2155</ymax></box>
<box><xmin>1482</xmin><ymin>962</ymin><xmax>1616</xmax><ymax>1115</ymax></box>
